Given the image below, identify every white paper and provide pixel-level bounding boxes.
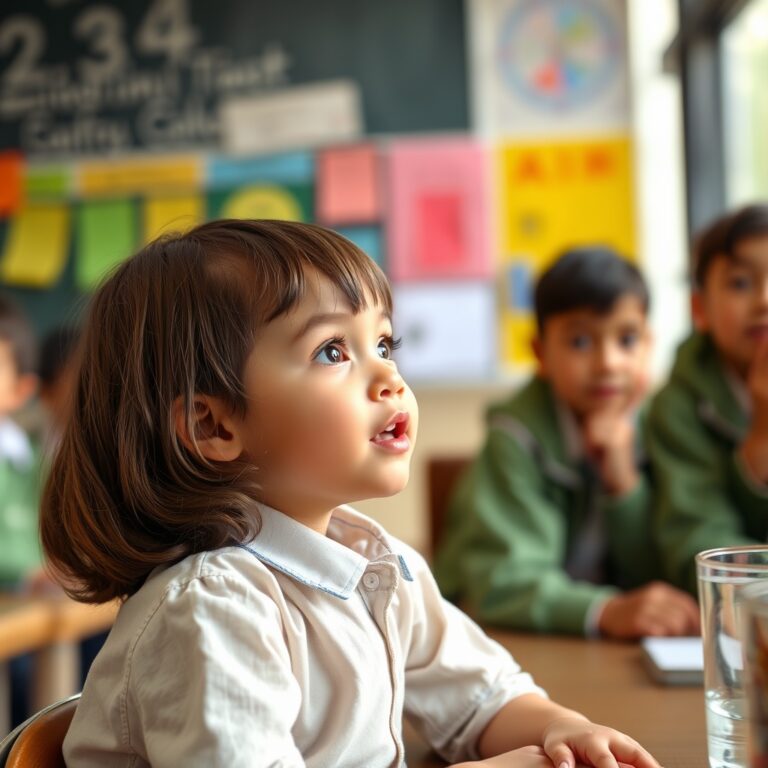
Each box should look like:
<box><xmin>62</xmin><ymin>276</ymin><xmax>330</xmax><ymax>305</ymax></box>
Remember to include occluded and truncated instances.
<box><xmin>220</xmin><ymin>79</ymin><xmax>363</xmax><ymax>154</ymax></box>
<box><xmin>641</xmin><ymin>637</ymin><xmax>704</xmax><ymax>672</ymax></box>
<box><xmin>392</xmin><ymin>282</ymin><xmax>496</xmax><ymax>384</ymax></box>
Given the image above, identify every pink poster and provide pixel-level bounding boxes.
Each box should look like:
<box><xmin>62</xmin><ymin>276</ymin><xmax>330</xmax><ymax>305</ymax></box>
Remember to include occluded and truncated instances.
<box><xmin>387</xmin><ymin>139</ymin><xmax>490</xmax><ymax>281</ymax></box>
<box><xmin>316</xmin><ymin>144</ymin><xmax>380</xmax><ymax>225</ymax></box>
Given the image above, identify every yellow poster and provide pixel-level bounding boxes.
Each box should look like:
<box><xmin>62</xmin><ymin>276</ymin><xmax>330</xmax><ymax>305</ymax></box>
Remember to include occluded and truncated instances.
<box><xmin>80</xmin><ymin>157</ymin><xmax>201</xmax><ymax>197</ymax></box>
<box><xmin>144</xmin><ymin>195</ymin><xmax>205</xmax><ymax>242</ymax></box>
<box><xmin>498</xmin><ymin>135</ymin><xmax>636</xmax><ymax>368</ymax></box>
<box><xmin>1</xmin><ymin>205</ymin><xmax>71</xmax><ymax>288</ymax></box>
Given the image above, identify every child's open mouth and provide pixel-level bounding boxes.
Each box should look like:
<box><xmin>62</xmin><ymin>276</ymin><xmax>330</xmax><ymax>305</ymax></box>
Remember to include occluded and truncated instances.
<box><xmin>371</xmin><ymin>412</ymin><xmax>410</xmax><ymax>453</ymax></box>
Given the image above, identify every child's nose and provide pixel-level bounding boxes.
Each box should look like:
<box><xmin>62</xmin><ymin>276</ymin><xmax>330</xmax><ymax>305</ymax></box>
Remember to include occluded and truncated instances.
<box><xmin>368</xmin><ymin>362</ymin><xmax>405</xmax><ymax>401</ymax></box>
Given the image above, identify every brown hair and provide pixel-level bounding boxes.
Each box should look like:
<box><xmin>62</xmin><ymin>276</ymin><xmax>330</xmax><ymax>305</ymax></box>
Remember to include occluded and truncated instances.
<box><xmin>41</xmin><ymin>219</ymin><xmax>391</xmax><ymax>603</ymax></box>
<box><xmin>693</xmin><ymin>203</ymin><xmax>768</xmax><ymax>287</ymax></box>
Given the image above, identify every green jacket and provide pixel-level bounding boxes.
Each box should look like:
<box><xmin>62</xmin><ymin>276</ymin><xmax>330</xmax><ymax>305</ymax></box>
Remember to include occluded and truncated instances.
<box><xmin>433</xmin><ymin>376</ymin><xmax>658</xmax><ymax>635</ymax></box>
<box><xmin>0</xmin><ymin>426</ymin><xmax>43</xmax><ymax>588</ymax></box>
<box><xmin>647</xmin><ymin>332</ymin><xmax>768</xmax><ymax>594</ymax></box>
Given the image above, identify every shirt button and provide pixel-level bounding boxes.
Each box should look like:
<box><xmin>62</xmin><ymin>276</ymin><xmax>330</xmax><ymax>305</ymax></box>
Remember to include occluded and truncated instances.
<box><xmin>362</xmin><ymin>572</ymin><xmax>380</xmax><ymax>591</ymax></box>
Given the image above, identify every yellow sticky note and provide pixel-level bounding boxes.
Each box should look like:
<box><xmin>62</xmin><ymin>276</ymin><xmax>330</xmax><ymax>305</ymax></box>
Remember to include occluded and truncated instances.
<box><xmin>1</xmin><ymin>205</ymin><xmax>70</xmax><ymax>288</ymax></box>
<box><xmin>80</xmin><ymin>157</ymin><xmax>201</xmax><ymax>198</ymax></box>
<box><xmin>501</xmin><ymin>312</ymin><xmax>536</xmax><ymax>370</ymax></box>
<box><xmin>144</xmin><ymin>195</ymin><xmax>204</xmax><ymax>243</ymax></box>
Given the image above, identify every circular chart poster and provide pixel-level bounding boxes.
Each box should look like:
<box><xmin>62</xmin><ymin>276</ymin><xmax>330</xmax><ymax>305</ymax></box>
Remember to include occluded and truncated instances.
<box><xmin>469</xmin><ymin>0</ymin><xmax>629</xmax><ymax>136</ymax></box>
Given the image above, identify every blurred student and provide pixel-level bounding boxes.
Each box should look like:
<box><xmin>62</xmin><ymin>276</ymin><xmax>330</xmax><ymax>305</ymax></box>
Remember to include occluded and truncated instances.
<box><xmin>38</xmin><ymin>325</ymin><xmax>80</xmax><ymax>456</ymax></box>
<box><xmin>0</xmin><ymin>294</ymin><xmax>43</xmax><ymax>726</ymax></box>
<box><xmin>435</xmin><ymin>247</ymin><xmax>700</xmax><ymax>639</ymax></box>
<box><xmin>648</xmin><ymin>203</ymin><xmax>768</xmax><ymax>593</ymax></box>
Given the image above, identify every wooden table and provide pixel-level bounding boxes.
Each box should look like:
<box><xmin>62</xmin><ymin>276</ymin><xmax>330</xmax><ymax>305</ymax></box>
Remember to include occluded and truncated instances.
<box><xmin>0</xmin><ymin>594</ymin><xmax>117</xmax><ymax>736</ymax></box>
<box><xmin>406</xmin><ymin>631</ymin><xmax>707</xmax><ymax>768</ymax></box>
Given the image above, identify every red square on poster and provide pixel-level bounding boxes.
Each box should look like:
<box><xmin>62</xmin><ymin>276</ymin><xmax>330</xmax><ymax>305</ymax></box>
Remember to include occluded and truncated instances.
<box><xmin>386</xmin><ymin>139</ymin><xmax>490</xmax><ymax>281</ymax></box>
<box><xmin>416</xmin><ymin>193</ymin><xmax>464</xmax><ymax>268</ymax></box>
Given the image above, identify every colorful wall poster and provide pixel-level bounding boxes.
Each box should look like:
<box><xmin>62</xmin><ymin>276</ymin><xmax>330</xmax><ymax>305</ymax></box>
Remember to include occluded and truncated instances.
<box><xmin>76</xmin><ymin>200</ymin><xmax>137</xmax><ymax>291</ymax></box>
<box><xmin>393</xmin><ymin>281</ymin><xmax>496</xmax><ymax>382</ymax></box>
<box><xmin>316</xmin><ymin>144</ymin><xmax>380</xmax><ymax>225</ymax></box>
<box><xmin>336</xmin><ymin>227</ymin><xmax>384</xmax><ymax>268</ymax></box>
<box><xmin>209</xmin><ymin>184</ymin><xmax>313</xmax><ymax>222</ymax></box>
<box><xmin>0</xmin><ymin>152</ymin><xmax>23</xmax><ymax>216</ymax></box>
<box><xmin>144</xmin><ymin>195</ymin><xmax>205</xmax><ymax>242</ymax></box>
<box><xmin>387</xmin><ymin>139</ymin><xmax>491</xmax><ymax>281</ymax></box>
<box><xmin>498</xmin><ymin>134</ymin><xmax>636</xmax><ymax>367</ymax></box>
<box><xmin>1</xmin><ymin>204</ymin><xmax>71</xmax><ymax>288</ymax></box>
<box><xmin>468</xmin><ymin>0</ymin><xmax>629</xmax><ymax>138</ymax></box>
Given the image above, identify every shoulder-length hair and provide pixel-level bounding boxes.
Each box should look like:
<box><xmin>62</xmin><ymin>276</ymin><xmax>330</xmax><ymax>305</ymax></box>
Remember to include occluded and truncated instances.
<box><xmin>41</xmin><ymin>219</ymin><xmax>391</xmax><ymax>603</ymax></box>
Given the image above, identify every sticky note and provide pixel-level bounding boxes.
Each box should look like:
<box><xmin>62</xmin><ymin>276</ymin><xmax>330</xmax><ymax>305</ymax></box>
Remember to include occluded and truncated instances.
<box><xmin>76</xmin><ymin>200</ymin><xmax>136</xmax><ymax>291</ymax></box>
<box><xmin>1</xmin><ymin>204</ymin><xmax>70</xmax><ymax>287</ymax></box>
<box><xmin>80</xmin><ymin>157</ymin><xmax>201</xmax><ymax>197</ymax></box>
<box><xmin>207</xmin><ymin>152</ymin><xmax>314</xmax><ymax>187</ymax></box>
<box><xmin>26</xmin><ymin>166</ymin><xmax>71</xmax><ymax>200</ymax></box>
<box><xmin>144</xmin><ymin>195</ymin><xmax>204</xmax><ymax>242</ymax></box>
<box><xmin>317</xmin><ymin>145</ymin><xmax>380</xmax><ymax>225</ymax></box>
<box><xmin>0</xmin><ymin>152</ymin><xmax>23</xmax><ymax>216</ymax></box>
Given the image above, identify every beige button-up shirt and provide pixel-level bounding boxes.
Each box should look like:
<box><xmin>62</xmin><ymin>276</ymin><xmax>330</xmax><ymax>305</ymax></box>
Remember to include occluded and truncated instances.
<box><xmin>64</xmin><ymin>505</ymin><xmax>544</xmax><ymax>767</ymax></box>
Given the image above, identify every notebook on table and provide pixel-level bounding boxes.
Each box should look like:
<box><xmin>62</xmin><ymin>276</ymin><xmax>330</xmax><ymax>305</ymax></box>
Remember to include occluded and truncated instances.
<box><xmin>640</xmin><ymin>636</ymin><xmax>704</xmax><ymax>685</ymax></box>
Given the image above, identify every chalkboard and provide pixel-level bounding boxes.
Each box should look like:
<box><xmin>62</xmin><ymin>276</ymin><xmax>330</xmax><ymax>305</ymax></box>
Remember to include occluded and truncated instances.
<box><xmin>0</xmin><ymin>0</ymin><xmax>469</xmax><ymax>157</ymax></box>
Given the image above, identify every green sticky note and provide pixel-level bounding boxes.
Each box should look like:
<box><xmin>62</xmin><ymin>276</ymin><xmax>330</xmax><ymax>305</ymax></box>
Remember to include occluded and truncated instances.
<box><xmin>26</xmin><ymin>166</ymin><xmax>71</xmax><ymax>200</ymax></box>
<box><xmin>76</xmin><ymin>200</ymin><xmax>137</xmax><ymax>291</ymax></box>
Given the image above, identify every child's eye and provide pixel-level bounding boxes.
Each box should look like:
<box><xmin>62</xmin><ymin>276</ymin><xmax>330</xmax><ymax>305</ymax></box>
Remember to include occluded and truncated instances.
<box><xmin>313</xmin><ymin>339</ymin><xmax>347</xmax><ymax>366</ymax></box>
<box><xmin>727</xmin><ymin>274</ymin><xmax>752</xmax><ymax>291</ymax></box>
<box><xmin>377</xmin><ymin>335</ymin><xmax>402</xmax><ymax>360</ymax></box>
<box><xmin>568</xmin><ymin>334</ymin><xmax>591</xmax><ymax>350</ymax></box>
<box><xmin>619</xmin><ymin>331</ymin><xmax>639</xmax><ymax>349</ymax></box>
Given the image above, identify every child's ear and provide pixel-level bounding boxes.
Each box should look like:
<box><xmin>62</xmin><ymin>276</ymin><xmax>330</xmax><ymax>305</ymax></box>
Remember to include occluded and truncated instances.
<box><xmin>14</xmin><ymin>373</ymin><xmax>37</xmax><ymax>410</ymax></box>
<box><xmin>691</xmin><ymin>290</ymin><xmax>709</xmax><ymax>332</ymax></box>
<box><xmin>531</xmin><ymin>336</ymin><xmax>547</xmax><ymax>376</ymax></box>
<box><xmin>172</xmin><ymin>395</ymin><xmax>243</xmax><ymax>463</ymax></box>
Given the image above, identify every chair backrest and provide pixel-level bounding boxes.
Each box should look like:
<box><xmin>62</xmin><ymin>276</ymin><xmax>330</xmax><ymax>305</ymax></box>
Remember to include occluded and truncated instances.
<box><xmin>0</xmin><ymin>694</ymin><xmax>80</xmax><ymax>768</ymax></box>
<box><xmin>427</xmin><ymin>456</ymin><xmax>470</xmax><ymax>558</ymax></box>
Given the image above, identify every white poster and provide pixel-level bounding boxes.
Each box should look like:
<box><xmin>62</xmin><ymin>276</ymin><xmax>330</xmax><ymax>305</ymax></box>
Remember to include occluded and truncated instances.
<box><xmin>468</xmin><ymin>0</ymin><xmax>629</xmax><ymax>138</ymax></box>
<box><xmin>393</xmin><ymin>282</ymin><xmax>497</xmax><ymax>384</ymax></box>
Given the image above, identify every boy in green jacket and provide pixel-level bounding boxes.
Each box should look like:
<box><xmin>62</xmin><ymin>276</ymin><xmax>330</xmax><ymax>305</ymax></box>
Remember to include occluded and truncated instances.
<box><xmin>648</xmin><ymin>204</ymin><xmax>768</xmax><ymax>594</ymax></box>
<box><xmin>0</xmin><ymin>293</ymin><xmax>42</xmax><ymax>590</ymax></box>
<box><xmin>435</xmin><ymin>248</ymin><xmax>699</xmax><ymax>637</ymax></box>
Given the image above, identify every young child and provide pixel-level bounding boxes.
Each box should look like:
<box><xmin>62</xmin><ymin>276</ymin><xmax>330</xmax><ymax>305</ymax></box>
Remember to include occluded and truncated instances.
<box><xmin>41</xmin><ymin>221</ymin><xmax>659</xmax><ymax>768</ymax></box>
<box><xmin>0</xmin><ymin>293</ymin><xmax>41</xmax><ymax>591</ymax></box>
<box><xmin>434</xmin><ymin>247</ymin><xmax>700</xmax><ymax>640</ymax></box>
<box><xmin>38</xmin><ymin>324</ymin><xmax>80</xmax><ymax>456</ymax></box>
<box><xmin>648</xmin><ymin>203</ymin><xmax>768</xmax><ymax>593</ymax></box>
<box><xmin>0</xmin><ymin>294</ymin><xmax>43</xmax><ymax>727</ymax></box>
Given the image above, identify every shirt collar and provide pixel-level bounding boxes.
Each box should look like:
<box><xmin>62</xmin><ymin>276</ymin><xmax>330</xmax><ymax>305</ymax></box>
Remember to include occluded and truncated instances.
<box><xmin>243</xmin><ymin>503</ymin><xmax>411</xmax><ymax>600</ymax></box>
<box><xmin>0</xmin><ymin>419</ymin><xmax>34</xmax><ymax>470</ymax></box>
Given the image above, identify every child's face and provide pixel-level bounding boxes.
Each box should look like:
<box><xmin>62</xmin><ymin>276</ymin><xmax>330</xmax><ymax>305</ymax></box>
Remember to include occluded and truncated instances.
<box><xmin>534</xmin><ymin>295</ymin><xmax>650</xmax><ymax>420</ymax></box>
<box><xmin>693</xmin><ymin>235</ymin><xmax>768</xmax><ymax>376</ymax></box>
<box><xmin>0</xmin><ymin>339</ymin><xmax>35</xmax><ymax>417</ymax></box>
<box><xmin>235</xmin><ymin>269</ymin><xmax>418</xmax><ymax>521</ymax></box>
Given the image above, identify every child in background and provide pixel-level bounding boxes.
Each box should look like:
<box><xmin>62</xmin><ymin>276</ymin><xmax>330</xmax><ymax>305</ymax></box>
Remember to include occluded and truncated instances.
<box><xmin>648</xmin><ymin>203</ymin><xmax>768</xmax><ymax>593</ymax></box>
<box><xmin>38</xmin><ymin>325</ymin><xmax>80</xmax><ymax>456</ymax></box>
<box><xmin>42</xmin><ymin>220</ymin><xmax>660</xmax><ymax>768</ymax></box>
<box><xmin>435</xmin><ymin>248</ymin><xmax>699</xmax><ymax>639</ymax></box>
<box><xmin>0</xmin><ymin>294</ymin><xmax>43</xmax><ymax>727</ymax></box>
<box><xmin>0</xmin><ymin>294</ymin><xmax>41</xmax><ymax>591</ymax></box>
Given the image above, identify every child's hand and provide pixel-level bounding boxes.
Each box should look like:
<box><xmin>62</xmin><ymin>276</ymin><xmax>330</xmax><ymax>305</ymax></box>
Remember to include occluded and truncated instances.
<box><xmin>741</xmin><ymin>337</ymin><xmax>768</xmax><ymax>483</ymax></box>
<box><xmin>598</xmin><ymin>581</ymin><xmax>701</xmax><ymax>639</ymax></box>
<box><xmin>541</xmin><ymin>716</ymin><xmax>660</xmax><ymax>768</ymax></box>
<box><xmin>582</xmin><ymin>378</ymin><xmax>647</xmax><ymax>497</ymax></box>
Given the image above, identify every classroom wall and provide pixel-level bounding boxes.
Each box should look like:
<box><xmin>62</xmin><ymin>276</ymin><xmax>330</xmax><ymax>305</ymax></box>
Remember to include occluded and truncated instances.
<box><xmin>0</xmin><ymin>0</ymin><xmax>688</xmax><ymax>555</ymax></box>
